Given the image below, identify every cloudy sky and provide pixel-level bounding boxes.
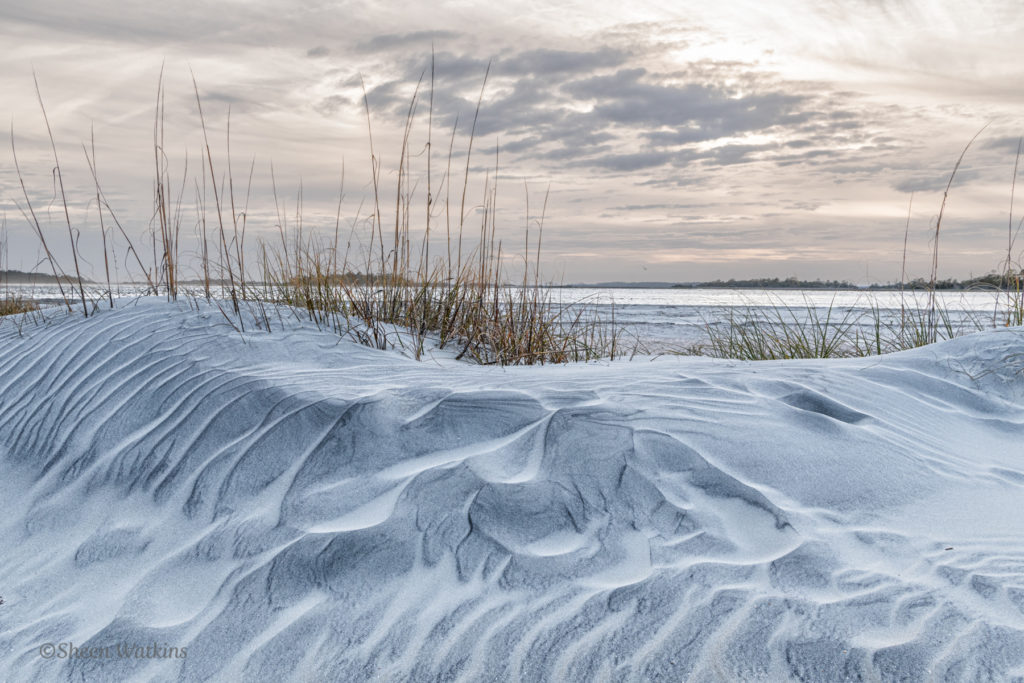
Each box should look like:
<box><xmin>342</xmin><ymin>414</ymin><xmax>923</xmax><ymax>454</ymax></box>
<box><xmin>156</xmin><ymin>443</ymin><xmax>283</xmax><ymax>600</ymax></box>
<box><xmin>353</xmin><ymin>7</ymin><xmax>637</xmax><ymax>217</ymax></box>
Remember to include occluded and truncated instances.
<box><xmin>1</xmin><ymin>0</ymin><xmax>1022</xmax><ymax>284</ymax></box>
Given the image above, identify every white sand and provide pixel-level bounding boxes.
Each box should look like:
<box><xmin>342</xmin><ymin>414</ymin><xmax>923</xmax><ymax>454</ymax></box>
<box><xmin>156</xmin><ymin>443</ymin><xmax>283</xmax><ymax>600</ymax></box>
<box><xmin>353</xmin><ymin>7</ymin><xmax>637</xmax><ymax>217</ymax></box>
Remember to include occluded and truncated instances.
<box><xmin>1</xmin><ymin>297</ymin><xmax>1022</xmax><ymax>681</ymax></box>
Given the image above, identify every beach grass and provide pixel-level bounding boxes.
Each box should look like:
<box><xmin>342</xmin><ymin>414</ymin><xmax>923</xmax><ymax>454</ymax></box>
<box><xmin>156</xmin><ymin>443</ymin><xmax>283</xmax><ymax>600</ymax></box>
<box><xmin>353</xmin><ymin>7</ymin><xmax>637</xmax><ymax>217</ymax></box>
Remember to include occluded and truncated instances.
<box><xmin>700</xmin><ymin>291</ymin><xmax>997</xmax><ymax>360</ymax></box>
<box><xmin>703</xmin><ymin>294</ymin><xmax>865</xmax><ymax>360</ymax></box>
<box><xmin>244</xmin><ymin>62</ymin><xmax>633</xmax><ymax>364</ymax></box>
<box><xmin>11</xmin><ymin>63</ymin><xmax>630</xmax><ymax>365</ymax></box>
<box><xmin>8</xmin><ymin>66</ymin><xmax>1021</xmax><ymax>363</ymax></box>
<box><xmin>700</xmin><ymin>130</ymin><xmax>1023</xmax><ymax>361</ymax></box>
<box><xmin>0</xmin><ymin>296</ymin><xmax>38</xmax><ymax>317</ymax></box>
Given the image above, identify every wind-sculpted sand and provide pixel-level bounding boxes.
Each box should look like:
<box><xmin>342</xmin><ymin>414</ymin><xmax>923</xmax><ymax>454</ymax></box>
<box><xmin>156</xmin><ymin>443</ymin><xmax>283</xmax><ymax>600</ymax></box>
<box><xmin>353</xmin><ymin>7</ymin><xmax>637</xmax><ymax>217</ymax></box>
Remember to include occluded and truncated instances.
<box><xmin>1</xmin><ymin>299</ymin><xmax>1023</xmax><ymax>681</ymax></box>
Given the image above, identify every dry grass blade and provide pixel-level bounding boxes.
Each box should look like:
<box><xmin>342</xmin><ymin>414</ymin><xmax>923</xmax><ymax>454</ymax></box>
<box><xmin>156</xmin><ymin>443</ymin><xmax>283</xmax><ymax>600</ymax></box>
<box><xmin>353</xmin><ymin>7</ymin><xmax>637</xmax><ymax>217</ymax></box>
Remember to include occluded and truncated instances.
<box><xmin>33</xmin><ymin>73</ymin><xmax>89</xmax><ymax>316</ymax></box>
<box><xmin>926</xmin><ymin>122</ymin><xmax>990</xmax><ymax>339</ymax></box>
<box><xmin>192</xmin><ymin>71</ymin><xmax>240</xmax><ymax>317</ymax></box>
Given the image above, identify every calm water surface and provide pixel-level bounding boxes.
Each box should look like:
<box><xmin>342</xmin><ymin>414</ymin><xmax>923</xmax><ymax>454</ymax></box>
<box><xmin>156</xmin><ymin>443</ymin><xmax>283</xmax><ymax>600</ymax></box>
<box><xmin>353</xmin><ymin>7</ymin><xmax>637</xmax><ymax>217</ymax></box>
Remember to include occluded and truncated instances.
<box><xmin>5</xmin><ymin>283</ymin><xmax>1014</xmax><ymax>352</ymax></box>
<box><xmin>554</xmin><ymin>287</ymin><xmax>1013</xmax><ymax>351</ymax></box>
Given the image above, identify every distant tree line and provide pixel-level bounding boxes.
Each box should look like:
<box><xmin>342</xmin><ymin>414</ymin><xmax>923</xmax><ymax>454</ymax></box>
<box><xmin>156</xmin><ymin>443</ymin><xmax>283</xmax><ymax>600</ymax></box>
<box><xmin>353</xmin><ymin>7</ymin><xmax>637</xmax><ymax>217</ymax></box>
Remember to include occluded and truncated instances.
<box><xmin>672</xmin><ymin>272</ymin><xmax>1023</xmax><ymax>291</ymax></box>
<box><xmin>672</xmin><ymin>277</ymin><xmax>858</xmax><ymax>289</ymax></box>
<box><xmin>865</xmin><ymin>272</ymin><xmax>1023</xmax><ymax>291</ymax></box>
<box><xmin>0</xmin><ymin>269</ymin><xmax>94</xmax><ymax>285</ymax></box>
<box><xmin>3</xmin><ymin>269</ymin><xmax>398</xmax><ymax>288</ymax></box>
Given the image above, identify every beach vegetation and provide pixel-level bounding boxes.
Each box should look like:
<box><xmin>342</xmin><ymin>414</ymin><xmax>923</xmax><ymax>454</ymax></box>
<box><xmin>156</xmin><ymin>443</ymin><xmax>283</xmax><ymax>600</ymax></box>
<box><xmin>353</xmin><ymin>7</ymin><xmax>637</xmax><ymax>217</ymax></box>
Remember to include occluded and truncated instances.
<box><xmin>4</xmin><ymin>64</ymin><xmax>1020</xmax><ymax>363</ymax></box>
<box><xmin>700</xmin><ymin>130</ymin><xmax>1023</xmax><ymax>360</ymax></box>
<box><xmin>10</xmin><ymin>61</ymin><xmax>632</xmax><ymax>365</ymax></box>
<box><xmin>0</xmin><ymin>296</ymin><xmax>38</xmax><ymax>317</ymax></box>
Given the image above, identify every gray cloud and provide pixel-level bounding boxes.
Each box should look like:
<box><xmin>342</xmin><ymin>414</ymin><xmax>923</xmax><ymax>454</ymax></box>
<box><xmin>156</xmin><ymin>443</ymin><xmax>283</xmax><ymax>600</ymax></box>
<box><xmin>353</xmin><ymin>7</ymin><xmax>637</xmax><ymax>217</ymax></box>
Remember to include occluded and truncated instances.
<box><xmin>341</xmin><ymin>46</ymin><xmax>882</xmax><ymax>185</ymax></box>
<box><xmin>699</xmin><ymin>143</ymin><xmax>774</xmax><ymax>166</ymax></box>
<box><xmin>892</xmin><ymin>174</ymin><xmax>956</xmax><ymax>194</ymax></box>
<box><xmin>315</xmin><ymin>94</ymin><xmax>351</xmax><ymax>116</ymax></box>
<box><xmin>983</xmin><ymin>135</ymin><xmax>1023</xmax><ymax>153</ymax></box>
<box><xmin>497</xmin><ymin>47</ymin><xmax>629</xmax><ymax>76</ymax></box>
<box><xmin>357</xmin><ymin>30</ymin><xmax>463</xmax><ymax>53</ymax></box>
<box><xmin>579</xmin><ymin>150</ymin><xmax>675</xmax><ymax>172</ymax></box>
<box><xmin>0</xmin><ymin>0</ymin><xmax>287</xmax><ymax>46</ymax></box>
<box><xmin>569</xmin><ymin>68</ymin><xmax>807</xmax><ymax>133</ymax></box>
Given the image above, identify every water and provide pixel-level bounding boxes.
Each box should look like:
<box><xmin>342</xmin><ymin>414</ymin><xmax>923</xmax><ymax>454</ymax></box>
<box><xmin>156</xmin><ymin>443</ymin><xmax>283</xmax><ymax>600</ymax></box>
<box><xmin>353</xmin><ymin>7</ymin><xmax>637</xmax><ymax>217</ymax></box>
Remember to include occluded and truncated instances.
<box><xmin>2</xmin><ymin>283</ymin><xmax>155</xmax><ymax>307</ymax></box>
<box><xmin>550</xmin><ymin>287</ymin><xmax>1014</xmax><ymax>352</ymax></box>
<box><xmin>4</xmin><ymin>283</ymin><xmax>1015</xmax><ymax>353</ymax></box>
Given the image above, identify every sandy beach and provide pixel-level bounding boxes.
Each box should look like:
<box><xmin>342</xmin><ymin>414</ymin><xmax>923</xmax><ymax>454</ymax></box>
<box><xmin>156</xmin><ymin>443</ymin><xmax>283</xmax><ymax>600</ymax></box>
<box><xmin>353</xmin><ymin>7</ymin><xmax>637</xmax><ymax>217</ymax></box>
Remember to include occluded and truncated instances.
<box><xmin>1</xmin><ymin>299</ymin><xmax>1022</xmax><ymax>680</ymax></box>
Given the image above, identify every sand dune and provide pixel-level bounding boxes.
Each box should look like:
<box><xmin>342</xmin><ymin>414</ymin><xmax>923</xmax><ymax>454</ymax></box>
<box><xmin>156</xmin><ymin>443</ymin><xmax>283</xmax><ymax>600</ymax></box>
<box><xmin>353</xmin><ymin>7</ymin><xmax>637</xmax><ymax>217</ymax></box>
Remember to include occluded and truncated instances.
<box><xmin>1</xmin><ymin>298</ymin><xmax>1023</xmax><ymax>681</ymax></box>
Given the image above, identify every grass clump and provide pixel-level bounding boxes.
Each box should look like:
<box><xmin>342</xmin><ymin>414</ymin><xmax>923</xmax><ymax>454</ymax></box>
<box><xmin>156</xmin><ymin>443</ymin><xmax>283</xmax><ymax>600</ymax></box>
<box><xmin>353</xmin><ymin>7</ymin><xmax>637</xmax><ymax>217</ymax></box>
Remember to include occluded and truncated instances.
<box><xmin>255</xmin><ymin>69</ymin><xmax>630</xmax><ymax>365</ymax></box>
<box><xmin>702</xmin><ymin>292</ymin><xmax>993</xmax><ymax>361</ymax></box>
<box><xmin>0</xmin><ymin>296</ymin><xmax>38</xmax><ymax>317</ymax></box>
<box><xmin>703</xmin><ymin>128</ymin><xmax>1023</xmax><ymax>361</ymax></box>
<box><xmin>704</xmin><ymin>295</ymin><xmax>863</xmax><ymax>360</ymax></box>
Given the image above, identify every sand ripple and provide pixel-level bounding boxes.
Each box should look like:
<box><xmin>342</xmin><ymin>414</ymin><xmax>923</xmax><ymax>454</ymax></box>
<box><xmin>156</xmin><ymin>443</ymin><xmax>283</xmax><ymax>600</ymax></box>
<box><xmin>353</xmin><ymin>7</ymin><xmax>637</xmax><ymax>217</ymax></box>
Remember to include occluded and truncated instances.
<box><xmin>1</xmin><ymin>299</ymin><xmax>1023</xmax><ymax>681</ymax></box>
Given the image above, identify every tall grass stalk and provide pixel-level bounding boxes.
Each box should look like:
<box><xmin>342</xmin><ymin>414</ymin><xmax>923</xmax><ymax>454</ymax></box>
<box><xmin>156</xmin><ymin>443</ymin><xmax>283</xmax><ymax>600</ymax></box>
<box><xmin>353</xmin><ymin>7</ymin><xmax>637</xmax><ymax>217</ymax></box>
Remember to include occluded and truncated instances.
<box><xmin>10</xmin><ymin>124</ymin><xmax>72</xmax><ymax>314</ymax></box>
<box><xmin>87</xmin><ymin>128</ymin><xmax>114</xmax><ymax>308</ymax></box>
<box><xmin>82</xmin><ymin>132</ymin><xmax>155</xmax><ymax>295</ymax></box>
<box><xmin>1004</xmin><ymin>138</ymin><xmax>1024</xmax><ymax>327</ymax></box>
<box><xmin>900</xmin><ymin>192</ymin><xmax>913</xmax><ymax>333</ymax></box>
<box><xmin>35</xmin><ymin>75</ymin><xmax>89</xmax><ymax>316</ymax></box>
<box><xmin>192</xmin><ymin>73</ymin><xmax>240</xmax><ymax>316</ymax></box>
<box><xmin>926</xmin><ymin>123</ymin><xmax>989</xmax><ymax>341</ymax></box>
<box><xmin>153</xmin><ymin>69</ymin><xmax>179</xmax><ymax>299</ymax></box>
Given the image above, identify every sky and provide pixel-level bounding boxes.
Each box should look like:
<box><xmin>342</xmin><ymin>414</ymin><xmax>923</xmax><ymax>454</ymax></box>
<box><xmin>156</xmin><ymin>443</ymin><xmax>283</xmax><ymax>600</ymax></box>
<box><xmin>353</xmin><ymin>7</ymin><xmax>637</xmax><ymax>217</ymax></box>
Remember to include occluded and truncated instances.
<box><xmin>0</xmin><ymin>0</ymin><xmax>1022</xmax><ymax>284</ymax></box>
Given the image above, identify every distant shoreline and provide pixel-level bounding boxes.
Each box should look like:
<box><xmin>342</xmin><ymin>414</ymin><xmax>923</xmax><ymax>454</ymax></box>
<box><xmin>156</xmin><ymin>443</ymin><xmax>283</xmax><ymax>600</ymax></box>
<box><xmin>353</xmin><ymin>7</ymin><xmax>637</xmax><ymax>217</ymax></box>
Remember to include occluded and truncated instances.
<box><xmin>567</xmin><ymin>274</ymin><xmax>1022</xmax><ymax>291</ymax></box>
<box><xmin>4</xmin><ymin>270</ymin><xmax>1020</xmax><ymax>292</ymax></box>
<box><xmin>1</xmin><ymin>269</ymin><xmax>94</xmax><ymax>285</ymax></box>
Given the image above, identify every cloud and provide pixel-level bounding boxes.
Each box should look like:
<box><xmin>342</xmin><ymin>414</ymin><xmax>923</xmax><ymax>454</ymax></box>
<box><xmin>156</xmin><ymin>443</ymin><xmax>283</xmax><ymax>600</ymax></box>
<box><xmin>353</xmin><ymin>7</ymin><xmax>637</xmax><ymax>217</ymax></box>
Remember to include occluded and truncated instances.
<box><xmin>341</xmin><ymin>44</ymin><xmax>880</xmax><ymax>185</ymax></box>
<box><xmin>357</xmin><ymin>30</ymin><xmax>463</xmax><ymax>53</ymax></box>
<box><xmin>0</xmin><ymin>0</ymin><xmax>289</xmax><ymax>46</ymax></box>
<box><xmin>983</xmin><ymin>135</ymin><xmax>1024</xmax><ymax>154</ymax></box>
<box><xmin>699</xmin><ymin>143</ymin><xmax>774</xmax><ymax>166</ymax></box>
<box><xmin>578</xmin><ymin>150</ymin><xmax>675</xmax><ymax>172</ymax></box>
<box><xmin>891</xmin><ymin>170</ymin><xmax>986</xmax><ymax>194</ymax></box>
<box><xmin>314</xmin><ymin>94</ymin><xmax>350</xmax><ymax>116</ymax></box>
<box><xmin>497</xmin><ymin>47</ymin><xmax>629</xmax><ymax>76</ymax></box>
